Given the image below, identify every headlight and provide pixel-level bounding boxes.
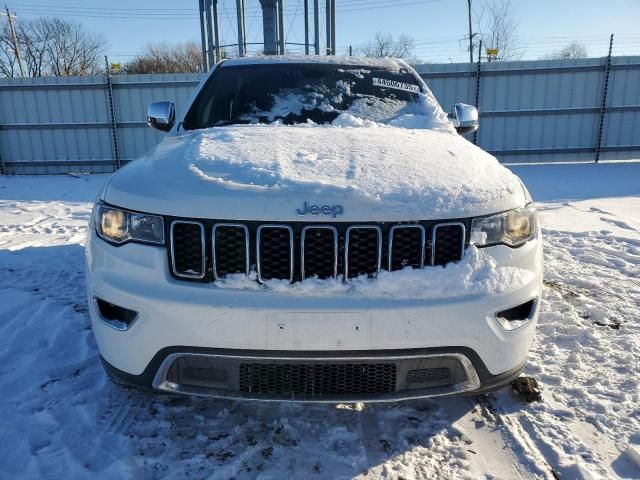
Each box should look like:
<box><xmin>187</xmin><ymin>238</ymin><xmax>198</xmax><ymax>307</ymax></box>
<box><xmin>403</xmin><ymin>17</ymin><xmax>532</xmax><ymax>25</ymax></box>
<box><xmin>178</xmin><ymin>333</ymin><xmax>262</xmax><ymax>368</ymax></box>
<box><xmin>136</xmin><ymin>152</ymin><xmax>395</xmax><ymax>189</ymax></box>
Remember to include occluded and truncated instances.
<box><xmin>94</xmin><ymin>202</ymin><xmax>164</xmax><ymax>245</ymax></box>
<box><xmin>470</xmin><ymin>205</ymin><xmax>537</xmax><ymax>247</ymax></box>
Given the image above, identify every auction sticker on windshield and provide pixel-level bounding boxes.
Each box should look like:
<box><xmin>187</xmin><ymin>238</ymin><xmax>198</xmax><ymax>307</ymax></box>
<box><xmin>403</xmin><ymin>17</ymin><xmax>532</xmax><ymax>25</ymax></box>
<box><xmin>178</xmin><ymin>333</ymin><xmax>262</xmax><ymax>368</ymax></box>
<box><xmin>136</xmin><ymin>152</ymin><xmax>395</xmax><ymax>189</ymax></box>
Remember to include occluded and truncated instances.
<box><xmin>372</xmin><ymin>77</ymin><xmax>420</xmax><ymax>93</ymax></box>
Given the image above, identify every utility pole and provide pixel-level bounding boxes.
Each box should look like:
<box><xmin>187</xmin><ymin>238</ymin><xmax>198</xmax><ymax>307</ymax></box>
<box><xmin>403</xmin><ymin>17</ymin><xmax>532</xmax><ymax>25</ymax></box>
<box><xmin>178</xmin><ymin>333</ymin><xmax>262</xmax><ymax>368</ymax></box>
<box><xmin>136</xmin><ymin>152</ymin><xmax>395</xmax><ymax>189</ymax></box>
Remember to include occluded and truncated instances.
<box><xmin>2</xmin><ymin>6</ymin><xmax>25</xmax><ymax>77</ymax></box>
<box><xmin>313</xmin><ymin>0</ymin><xmax>320</xmax><ymax>54</ymax></box>
<box><xmin>236</xmin><ymin>0</ymin><xmax>246</xmax><ymax>56</ymax></box>
<box><xmin>212</xmin><ymin>0</ymin><xmax>220</xmax><ymax>62</ymax></box>
<box><xmin>277</xmin><ymin>0</ymin><xmax>285</xmax><ymax>54</ymax></box>
<box><xmin>304</xmin><ymin>0</ymin><xmax>309</xmax><ymax>54</ymax></box>
<box><xmin>205</xmin><ymin>0</ymin><xmax>216</xmax><ymax>67</ymax></box>
<box><xmin>467</xmin><ymin>0</ymin><xmax>473</xmax><ymax>63</ymax></box>
<box><xmin>330</xmin><ymin>0</ymin><xmax>335</xmax><ymax>55</ymax></box>
<box><xmin>325</xmin><ymin>0</ymin><xmax>332</xmax><ymax>54</ymax></box>
<box><xmin>198</xmin><ymin>0</ymin><xmax>208</xmax><ymax>71</ymax></box>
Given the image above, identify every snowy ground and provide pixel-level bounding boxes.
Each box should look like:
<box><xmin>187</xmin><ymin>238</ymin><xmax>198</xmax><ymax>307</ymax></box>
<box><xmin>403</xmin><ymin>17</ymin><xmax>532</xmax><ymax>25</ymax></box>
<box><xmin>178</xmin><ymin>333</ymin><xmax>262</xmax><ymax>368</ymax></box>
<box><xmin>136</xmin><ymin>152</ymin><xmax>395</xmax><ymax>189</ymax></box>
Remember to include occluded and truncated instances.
<box><xmin>0</xmin><ymin>163</ymin><xmax>639</xmax><ymax>479</ymax></box>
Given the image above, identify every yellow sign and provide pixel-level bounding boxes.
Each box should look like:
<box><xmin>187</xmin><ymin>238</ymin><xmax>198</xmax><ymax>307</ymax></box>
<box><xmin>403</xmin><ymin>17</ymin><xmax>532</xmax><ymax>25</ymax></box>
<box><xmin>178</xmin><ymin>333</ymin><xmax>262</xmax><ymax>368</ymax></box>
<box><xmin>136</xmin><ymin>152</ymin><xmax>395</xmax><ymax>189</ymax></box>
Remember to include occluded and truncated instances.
<box><xmin>486</xmin><ymin>48</ymin><xmax>499</xmax><ymax>55</ymax></box>
<box><xmin>110</xmin><ymin>63</ymin><xmax>121</xmax><ymax>72</ymax></box>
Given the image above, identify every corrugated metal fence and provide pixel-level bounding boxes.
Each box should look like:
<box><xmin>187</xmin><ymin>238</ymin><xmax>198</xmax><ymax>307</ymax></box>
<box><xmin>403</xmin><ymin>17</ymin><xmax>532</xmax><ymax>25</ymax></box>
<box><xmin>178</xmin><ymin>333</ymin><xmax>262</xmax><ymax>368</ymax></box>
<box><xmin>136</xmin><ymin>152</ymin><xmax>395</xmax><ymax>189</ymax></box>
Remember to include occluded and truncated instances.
<box><xmin>1</xmin><ymin>56</ymin><xmax>639</xmax><ymax>174</ymax></box>
<box><xmin>415</xmin><ymin>56</ymin><xmax>640</xmax><ymax>164</ymax></box>
<box><xmin>0</xmin><ymin>73</ymin><xmax>204</xmax><ymax>174</ymax></box>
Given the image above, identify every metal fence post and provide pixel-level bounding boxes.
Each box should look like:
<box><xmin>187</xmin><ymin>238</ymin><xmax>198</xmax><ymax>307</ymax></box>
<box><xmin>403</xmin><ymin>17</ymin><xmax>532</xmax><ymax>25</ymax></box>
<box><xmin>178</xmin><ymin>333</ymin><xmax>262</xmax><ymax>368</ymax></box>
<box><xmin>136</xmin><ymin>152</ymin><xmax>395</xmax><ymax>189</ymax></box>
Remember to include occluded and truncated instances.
<box><xmin>595</xmin><ymin>34</ymin><xmax>614</xmax><ymax>163</ymax></box>
<box><xmin>0</xmin><ymin>86</ymin><xmax>5</xmax><ymax>174</ymax></box>
<box><xmin>104</xmin><ymin>56</ymin><xmax>121</xmax><ymax>170</ymax></box>
<box><xmin>0</xmin><ymin>142</ymin><xmax>5</xmax><ymax>175</ymax></box>
<box><xmin>473</xmin><ymin>39</ymin><xmax>482</xmax><ymax>145</ymax></box>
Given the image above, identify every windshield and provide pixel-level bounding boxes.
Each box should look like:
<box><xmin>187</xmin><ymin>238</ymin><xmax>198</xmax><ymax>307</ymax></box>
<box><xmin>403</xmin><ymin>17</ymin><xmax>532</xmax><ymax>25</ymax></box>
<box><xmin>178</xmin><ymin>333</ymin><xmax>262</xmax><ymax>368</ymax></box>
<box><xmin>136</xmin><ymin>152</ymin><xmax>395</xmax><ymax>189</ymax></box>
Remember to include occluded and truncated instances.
<box><xmin>182</xmin><ymin>63</ymin><xmax>429</xmax><ymax>130</ymax></box>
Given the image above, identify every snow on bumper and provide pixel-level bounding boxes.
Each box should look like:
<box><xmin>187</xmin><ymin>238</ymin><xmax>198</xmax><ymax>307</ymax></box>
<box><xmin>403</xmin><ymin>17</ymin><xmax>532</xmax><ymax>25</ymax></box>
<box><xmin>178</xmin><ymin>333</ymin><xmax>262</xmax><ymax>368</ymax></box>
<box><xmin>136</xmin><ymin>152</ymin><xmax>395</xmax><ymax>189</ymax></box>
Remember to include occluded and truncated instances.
<box><xmin>86</xmin><ymin>231</ymin><xmax>542</xmax><ymax>378</ymax></box>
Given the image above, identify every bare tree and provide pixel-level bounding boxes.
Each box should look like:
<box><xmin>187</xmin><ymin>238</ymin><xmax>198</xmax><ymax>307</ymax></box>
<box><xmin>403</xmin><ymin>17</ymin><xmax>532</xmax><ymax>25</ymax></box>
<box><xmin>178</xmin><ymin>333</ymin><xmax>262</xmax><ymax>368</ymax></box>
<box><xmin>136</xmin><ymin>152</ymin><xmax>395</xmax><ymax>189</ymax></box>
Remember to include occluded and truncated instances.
<box><xmin>356</xmin><ymin>32</ymin><xmax>419</xmax><ymax>63</ymax></box>
<box><xmin>542</xmin><ymin>41</ymin><xmax>588</xmax><ymax>60</ymax></box>
<box><xmin>124</xmin><ymin>42</ymin><xmax>202</xmax><ymax>74</ymax></box>
<box><xmin>18</xmin><ymin>19</ymin><xmax>54</xmax><ymax>77</ymax></box>
<box><xmin>0</xmin><ymin>17</ymin><xmax>105</xmax><ymax>77</ymax></box>
<box><xmin>45</xmin><ymin>19</ymin><xmax>104</xmax><ymax>76</ymax></box>
<box><xmin>0</xmin><ymin>22</ymin><xmax>18</xmax><ymax>77</ymax></box>
<box><xmin>476</xmin><ymin>0</ymin><xmax>522</xmax><ymax>61</ymax></box>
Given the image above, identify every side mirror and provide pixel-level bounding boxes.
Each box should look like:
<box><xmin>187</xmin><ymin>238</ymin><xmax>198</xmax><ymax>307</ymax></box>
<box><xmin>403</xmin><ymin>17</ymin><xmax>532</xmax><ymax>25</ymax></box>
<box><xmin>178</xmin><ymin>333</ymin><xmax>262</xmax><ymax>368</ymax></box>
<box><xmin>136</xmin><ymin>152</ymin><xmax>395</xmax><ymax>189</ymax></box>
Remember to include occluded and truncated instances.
<box><xmin>450</xmin><ymin>103</ymin><xmax>479</xmax><ymax>135</ymax></box>
<box><xmin>147</xmin><ymin>101</ymin><xmax>176</xmax><ymax>132</ymax></box>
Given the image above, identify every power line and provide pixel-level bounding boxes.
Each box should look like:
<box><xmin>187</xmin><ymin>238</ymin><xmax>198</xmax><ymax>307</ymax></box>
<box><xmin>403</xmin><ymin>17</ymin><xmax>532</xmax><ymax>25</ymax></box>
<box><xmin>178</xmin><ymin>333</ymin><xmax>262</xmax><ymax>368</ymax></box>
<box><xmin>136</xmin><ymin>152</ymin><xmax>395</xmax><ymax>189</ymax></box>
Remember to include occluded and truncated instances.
<box><xmin>13</xmin><ymin>0</ymin><xmax>437</xmax><ymax>11</ymax></box>
<box><xmin>11</xmin><ymin>0</ymin><xmax>444</xmax><ymax>20</ymax></box>
<box><xmin>285</xmin><ymin>0</ymin><xmax>303</xmax><ymax>44</ymax></box>
<box><xmin>9</xmin><ymin>0</ymin><xmax>639</xmax><ymax>62</ymax></box>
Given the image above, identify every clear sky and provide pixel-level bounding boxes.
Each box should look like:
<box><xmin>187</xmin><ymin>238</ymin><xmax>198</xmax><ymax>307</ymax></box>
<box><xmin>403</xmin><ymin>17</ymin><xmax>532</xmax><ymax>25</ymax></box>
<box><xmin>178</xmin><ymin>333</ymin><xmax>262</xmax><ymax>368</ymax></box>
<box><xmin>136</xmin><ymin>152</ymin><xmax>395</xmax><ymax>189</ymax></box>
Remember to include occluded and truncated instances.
<box><xmin>7</xmin><ymin>0</ymin><xmax>640</xmax><ymax>65</ymax></box>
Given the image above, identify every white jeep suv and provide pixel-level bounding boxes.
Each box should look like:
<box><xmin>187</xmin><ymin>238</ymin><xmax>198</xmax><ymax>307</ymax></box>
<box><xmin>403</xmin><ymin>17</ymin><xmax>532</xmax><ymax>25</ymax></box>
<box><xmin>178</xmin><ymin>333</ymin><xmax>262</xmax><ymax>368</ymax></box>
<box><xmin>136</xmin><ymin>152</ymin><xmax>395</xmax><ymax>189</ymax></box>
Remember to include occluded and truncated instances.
<box><xmin>86</xmin><ymin>56</ymin><xmax>542</xmax><ymax>402</ymax></box>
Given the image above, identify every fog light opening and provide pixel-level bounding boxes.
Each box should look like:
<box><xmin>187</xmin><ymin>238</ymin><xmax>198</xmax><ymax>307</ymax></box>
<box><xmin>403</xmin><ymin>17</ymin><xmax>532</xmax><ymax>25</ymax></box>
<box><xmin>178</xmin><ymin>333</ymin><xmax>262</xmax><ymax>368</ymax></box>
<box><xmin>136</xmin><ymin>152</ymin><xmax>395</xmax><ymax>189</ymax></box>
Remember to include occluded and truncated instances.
<box><xmin>496</xmin><ymin>299</ymin><xmax>537</xmax><ymax>331</ymax></box>
<box><xmin>94</xmin><ymin>298</ymin><xmax>138</xmax><ymax>331</ymax></box>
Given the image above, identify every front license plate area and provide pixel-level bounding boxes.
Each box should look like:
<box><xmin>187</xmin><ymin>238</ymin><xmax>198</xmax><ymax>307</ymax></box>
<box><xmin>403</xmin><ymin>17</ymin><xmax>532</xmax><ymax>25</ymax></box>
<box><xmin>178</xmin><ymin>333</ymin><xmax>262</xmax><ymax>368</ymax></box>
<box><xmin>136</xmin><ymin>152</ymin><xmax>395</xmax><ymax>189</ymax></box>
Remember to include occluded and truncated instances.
<box><xmin>266</xmin><ymin>312</ymin><xmax>370</xmax><ymax>350</ymax></box>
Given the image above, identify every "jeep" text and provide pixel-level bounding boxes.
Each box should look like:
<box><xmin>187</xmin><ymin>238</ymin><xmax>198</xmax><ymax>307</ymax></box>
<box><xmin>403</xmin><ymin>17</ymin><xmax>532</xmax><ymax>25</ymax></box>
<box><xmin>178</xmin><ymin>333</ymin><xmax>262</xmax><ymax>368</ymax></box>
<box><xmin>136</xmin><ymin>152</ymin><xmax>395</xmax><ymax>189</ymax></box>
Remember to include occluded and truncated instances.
<box><xmin>295</xmin><ymin>202</ymin><xmax>344</xmax><ymax>218</ymax></box>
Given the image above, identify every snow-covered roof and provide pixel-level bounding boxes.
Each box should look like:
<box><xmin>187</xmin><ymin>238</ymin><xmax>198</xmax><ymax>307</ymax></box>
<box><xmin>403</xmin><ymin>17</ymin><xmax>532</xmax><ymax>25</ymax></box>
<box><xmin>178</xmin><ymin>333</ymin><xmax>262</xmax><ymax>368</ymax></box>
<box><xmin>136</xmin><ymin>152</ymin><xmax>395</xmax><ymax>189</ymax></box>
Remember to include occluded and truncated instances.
<box><xmin>221</xmin><ymin>55</ymin><xmax>407</xmax><ymax>70</ymax></box>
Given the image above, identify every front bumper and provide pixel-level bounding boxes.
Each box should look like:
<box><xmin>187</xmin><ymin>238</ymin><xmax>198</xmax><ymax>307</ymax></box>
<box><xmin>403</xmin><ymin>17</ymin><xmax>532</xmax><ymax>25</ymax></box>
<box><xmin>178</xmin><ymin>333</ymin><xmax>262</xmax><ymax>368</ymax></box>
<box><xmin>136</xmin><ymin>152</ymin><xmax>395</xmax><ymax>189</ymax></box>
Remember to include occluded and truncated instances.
<box><xmin>101</xmin><ymin>346</ymin><xmax>527</xmax><ymax>403</ymax></box>
<box><xmin>86</xmin><ymin>229</ymin><xmax>542</xmax><ymax>402</ymax></box>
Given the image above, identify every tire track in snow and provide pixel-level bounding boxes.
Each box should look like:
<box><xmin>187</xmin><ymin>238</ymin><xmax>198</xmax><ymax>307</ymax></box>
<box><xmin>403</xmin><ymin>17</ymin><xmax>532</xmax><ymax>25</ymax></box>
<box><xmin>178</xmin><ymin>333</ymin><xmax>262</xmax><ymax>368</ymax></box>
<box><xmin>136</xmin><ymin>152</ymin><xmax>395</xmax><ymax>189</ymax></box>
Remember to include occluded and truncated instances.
<box><xmin>355</xmin><ymin>404</ymin><xmax>385</xmax><ymax>479</ymax></box>
<box><xmin>0</xmin><ymin>200</ymin><xmax>90</xmax><ymax>249</ymax></box>
<box><xmin>476</xmin><ymin>395</ymin><xmax>558</xmax><ymax>479</ymax></box>
<box><xmin>99</xmin><ymin>389</ymin><xmax>148</xmax><ymax>435</ymax></box>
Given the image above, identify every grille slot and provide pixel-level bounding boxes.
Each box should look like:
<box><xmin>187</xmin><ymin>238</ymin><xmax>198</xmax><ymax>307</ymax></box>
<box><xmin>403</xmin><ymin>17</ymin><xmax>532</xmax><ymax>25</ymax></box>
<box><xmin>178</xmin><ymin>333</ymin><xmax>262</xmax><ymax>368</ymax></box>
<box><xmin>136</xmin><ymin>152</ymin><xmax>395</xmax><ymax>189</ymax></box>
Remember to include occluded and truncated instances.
<box><xmin>239</xmin><ymin>363</ymin><xmax>396</xmax><ymax>396</ymax></box>
<box><xmin>407</xmin><ymin>367</ymin><xmax>450</xmax><ymax>384</ymax></box>
<box><xmin>432</xmin><ymin>223</ymin><xmax>465</xmax><ymax>266</ymax></box>
<box><xmin>345</xmin><ymin>226</ymin><xmax>382</xmax><ymax>279</ymax></box>
<box><xmin>165</xmin><ymin>356</ymin><xmax>227</xmax><ymax>386</ymax></box>
<box><xmin>389</xmin><ymin>225</ymin><xmax>425</xmax><ymax>271</ymax></box>
<box><xmin>213</xmin><ymin>224</ymin><xmax>249</xmax><ymax>279</ymax></box>
<box><xmin>301</xmin><ymin>226</ymin><xmax>338</xmax><ymax>279</ymax></box>
<box><xmin>170</xmin><ymin>221</ymin><xmax>205</xmax><ymax>278</ymax></box>
<box><xmin>257</xmin><ymin>225</ymin><xmax>294</xmax><ymax>283</ymax></box>
<box><xmin>183</xmin><ymin>367</ymin><xmax>226</xmax><ymax>383</ymax></box>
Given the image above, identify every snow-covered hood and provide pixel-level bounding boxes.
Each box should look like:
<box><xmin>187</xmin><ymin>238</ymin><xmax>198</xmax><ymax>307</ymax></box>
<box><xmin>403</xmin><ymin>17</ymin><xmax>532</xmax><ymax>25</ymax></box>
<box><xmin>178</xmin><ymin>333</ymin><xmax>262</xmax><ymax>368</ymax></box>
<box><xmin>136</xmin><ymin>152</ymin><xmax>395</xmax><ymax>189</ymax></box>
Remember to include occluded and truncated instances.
<box><xmin>104</xmin><ymin>124</ymin><xmax>527</xmax><ymax>221</ymax></box>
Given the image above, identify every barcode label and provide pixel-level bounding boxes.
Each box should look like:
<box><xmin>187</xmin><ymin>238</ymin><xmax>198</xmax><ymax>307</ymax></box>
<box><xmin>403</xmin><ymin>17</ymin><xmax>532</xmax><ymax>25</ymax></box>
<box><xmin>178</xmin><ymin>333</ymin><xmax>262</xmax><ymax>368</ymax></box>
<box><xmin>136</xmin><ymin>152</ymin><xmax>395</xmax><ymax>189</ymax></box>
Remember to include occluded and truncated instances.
<box><xmin>372</xmin><ymin>77</ymin><xmax>420</xmax><ymax>93</ymax></box>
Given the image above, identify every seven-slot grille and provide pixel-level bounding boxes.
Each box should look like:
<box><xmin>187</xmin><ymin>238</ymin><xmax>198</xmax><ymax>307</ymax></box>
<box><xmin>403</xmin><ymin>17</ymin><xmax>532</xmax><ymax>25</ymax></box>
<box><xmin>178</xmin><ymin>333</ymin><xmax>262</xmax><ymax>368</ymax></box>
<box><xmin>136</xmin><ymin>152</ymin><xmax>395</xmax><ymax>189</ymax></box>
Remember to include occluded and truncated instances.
<box><xmin>169</xmin><ymin>220</ymin><xmax>466</xmax><ymax>283</ymax></box>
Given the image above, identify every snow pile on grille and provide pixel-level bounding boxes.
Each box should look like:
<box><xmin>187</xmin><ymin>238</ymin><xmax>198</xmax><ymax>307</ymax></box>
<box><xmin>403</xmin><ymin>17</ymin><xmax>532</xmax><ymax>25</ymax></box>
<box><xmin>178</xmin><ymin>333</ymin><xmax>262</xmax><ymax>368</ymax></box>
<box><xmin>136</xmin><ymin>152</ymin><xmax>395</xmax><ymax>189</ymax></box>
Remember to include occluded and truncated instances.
<box><xmin>215</xmin><ymin>246</ymin><xmax>533</xmax><ymax>300</ymax></box>
<box><xmin>187</xmin><ymin>123</ymin><xmax>526</xmax><ymax>218</ymax></box>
